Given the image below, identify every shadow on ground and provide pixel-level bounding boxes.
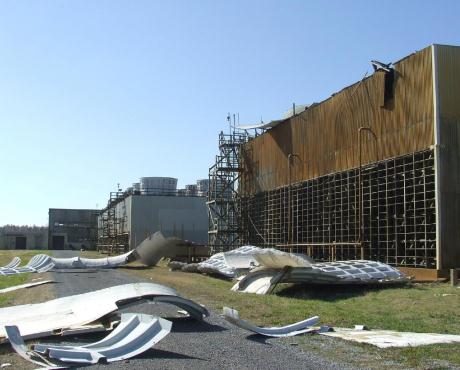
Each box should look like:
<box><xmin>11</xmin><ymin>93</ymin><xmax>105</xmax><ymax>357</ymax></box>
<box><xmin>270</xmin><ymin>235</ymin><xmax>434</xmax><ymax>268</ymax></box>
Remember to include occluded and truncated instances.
<box><xmin>274</xmin><ymin>282</ymin><xmax>411</xmax><ymax>301</ymax></box>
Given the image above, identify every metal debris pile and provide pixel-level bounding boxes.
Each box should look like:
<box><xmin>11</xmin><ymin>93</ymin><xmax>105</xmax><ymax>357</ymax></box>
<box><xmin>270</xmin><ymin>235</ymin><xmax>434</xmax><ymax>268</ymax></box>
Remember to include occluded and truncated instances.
<box><xmin>169</xmin><ymin>246</ymin><xmax>409</xmax><ymax>293</ymax></box>
<box><xmin>0</xmin><ymin>283</ymin><xmax>208</xmax><ymax>367</ymax></box>
<box><xmin>221</xmin><ymin>307</ymin><xmax>460</xmax><ymax>347</ymax></box>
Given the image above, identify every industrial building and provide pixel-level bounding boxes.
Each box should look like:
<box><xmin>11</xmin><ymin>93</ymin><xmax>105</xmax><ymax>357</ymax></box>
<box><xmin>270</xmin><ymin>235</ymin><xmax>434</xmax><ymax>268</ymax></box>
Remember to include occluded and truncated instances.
<box><xmin>209</xmin><ymin>44</ymin><xmax>460</xmax><ymax>279</ymax></box>
<box><xmin>0</xmin><ymin>226</ymin><xmax>48</xmax><ymax>250</ymax></box>
<box><xmin>48</xmin><ymin>208</ymin><xmax>99</xmax><ymax>250</ymax></box>
<box><xmin>98</xmin><ymin>177</ymin><xmax>208</xmax><ymax>253</ymax></box>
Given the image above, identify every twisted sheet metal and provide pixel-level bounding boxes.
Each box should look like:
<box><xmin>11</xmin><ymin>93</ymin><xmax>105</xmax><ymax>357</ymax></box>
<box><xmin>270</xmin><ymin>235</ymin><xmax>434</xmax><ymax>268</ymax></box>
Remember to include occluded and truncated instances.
<box><xmin>0</xmin><ymin>282</ymin><xmax>209</xmax><ymax>342</ymax></box>
<box><xmin>34</xmin><ymin>313</ymin><xmax>172</xmax><ymax>364</ymax></box>
<box><xmin>223</xmin><ymin>307</ymin><xmax>319</xmax><ymax>337</ymax></box>
<box><xmin>233</xmin><ymin>260</ymin><xmax>408</xmax><ymax>294</ymax></box>
<box><xmin>1</xmin><ymin>257</ymin><xmax>21</xmax><ymax>269</ymax></box>
<box><xmin>0</xmin><ymin>254</ymin><xmax>54</xmax><ymax>276</ymax></box>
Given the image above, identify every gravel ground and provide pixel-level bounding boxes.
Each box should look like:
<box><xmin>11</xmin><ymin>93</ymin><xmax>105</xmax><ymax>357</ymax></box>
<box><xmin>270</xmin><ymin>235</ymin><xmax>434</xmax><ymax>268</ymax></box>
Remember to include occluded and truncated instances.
<box><xmin>49</xmin><ymin>250</ymin><xmax>350</xmax><ymax>370</ymax></box>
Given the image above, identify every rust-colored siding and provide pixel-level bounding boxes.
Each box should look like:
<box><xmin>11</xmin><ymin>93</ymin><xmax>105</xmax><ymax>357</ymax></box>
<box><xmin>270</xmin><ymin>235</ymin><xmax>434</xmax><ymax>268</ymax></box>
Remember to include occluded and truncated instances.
<box><xmin>241</xmin><ymin>46</ymin><xmax>434</xmax><ymax>196</ymax></box>
<box><xmin>436</xmin><ymin>44</ymin><xmax>460</xmax><ymax>269</ymax></box>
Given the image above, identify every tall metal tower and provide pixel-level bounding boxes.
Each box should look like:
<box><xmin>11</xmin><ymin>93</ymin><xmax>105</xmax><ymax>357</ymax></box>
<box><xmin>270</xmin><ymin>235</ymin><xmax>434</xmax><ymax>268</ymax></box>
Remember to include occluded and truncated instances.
<box><xmin>207</xmin><ymin>119</ymin><xmax>249</xmax><ymax>253</ymax></box>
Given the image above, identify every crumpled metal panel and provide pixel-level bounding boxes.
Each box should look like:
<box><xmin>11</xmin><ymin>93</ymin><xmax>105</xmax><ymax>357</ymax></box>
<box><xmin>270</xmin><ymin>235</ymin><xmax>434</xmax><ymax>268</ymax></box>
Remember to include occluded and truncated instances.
<box><xmin>0</xmin><ymin>254</ymin><xmax>54</xmax><ymax>276</ymax></box>
<box><xmin>223</xmin><ymin>307</ymin><xmax>319</xmax><ymax>337</ymax></box>
<box><xmin>34</xmin><ymin>313</ymin><xmax>172</xmax><ymax>364</ymax></box>
<box><xmin>0</xmin><ymin>282</ymin><xmax>208</xmax><ymax>342</ymax></box>
<box><xmin>251</xmin><ymin>249</ymin><xmax>313</xmax><ymax>268</ymax></box>
<box><xmin>1</xmin><ymin>257</ymin><xmax>21</xmax><ymax>269</ymax></box>
<box><xmin>181</xmin><ymin>246</ymin><xmax>263</xmax><ymax>279</ymax></box>
<box><xmin>233</xmin><ymin>260</ymin><xmax>408</xmax><ymax>294</ymax></box>
<box><xmin>222</xmin><ymin>246</ymin><xmax>261</xmax><ymax>269</ymax></box>
<box><xmin>320</xmin><ymin>328</ymin><xmax>460</xmax><ymax>348</ymax></box>
<box><xmin>51</xmin><ymin>251</ymin><xmax>135</xmax><ymax>269</ymax></box>
<box><xmin>4</xmin><ymin>325</ymin><xmax>64</xmax><ymax>369</ymax></box>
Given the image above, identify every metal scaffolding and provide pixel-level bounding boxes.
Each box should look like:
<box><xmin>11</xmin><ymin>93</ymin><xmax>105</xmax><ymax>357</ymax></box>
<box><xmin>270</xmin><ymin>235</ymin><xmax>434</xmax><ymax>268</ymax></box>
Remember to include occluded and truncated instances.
<box><xmin>207</xmin><ymin>129</ymin><xmax>249</xmax><ymax>253</ymax></box>
<box><xmin>97</xmin><ymin>191</ymin><xmax>129</xmax><ymax>254</ymax></box>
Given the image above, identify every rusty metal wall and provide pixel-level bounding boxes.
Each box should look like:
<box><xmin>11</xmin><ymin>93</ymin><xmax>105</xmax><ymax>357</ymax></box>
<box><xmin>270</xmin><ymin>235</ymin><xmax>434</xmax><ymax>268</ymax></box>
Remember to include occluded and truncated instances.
<box><xmin>436</xmin><ymin>44</ymin><xmax>460</xmax><ymax>269</ymax></box>
<box><xmin>241</xmin><ymin>46</ymin><xmax>434</xmax><ymax>196</ymax></box>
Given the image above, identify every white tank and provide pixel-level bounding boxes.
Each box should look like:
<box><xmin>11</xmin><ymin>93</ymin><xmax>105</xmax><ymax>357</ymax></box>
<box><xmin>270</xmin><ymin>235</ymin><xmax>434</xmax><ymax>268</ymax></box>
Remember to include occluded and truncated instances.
<box><xmin>132</xmin><ymin>183</ymin><xmax>141</xmax><ymax>194</ymax></box>
<box><xmin>140</xmin><ymin>177</ymin><xmax>178</xmax><ymax>195</ymax></box>
<box><xmin>185</xmin><ymin>184</ymin><xmax>198</xmax><ymax>196</ymax></box>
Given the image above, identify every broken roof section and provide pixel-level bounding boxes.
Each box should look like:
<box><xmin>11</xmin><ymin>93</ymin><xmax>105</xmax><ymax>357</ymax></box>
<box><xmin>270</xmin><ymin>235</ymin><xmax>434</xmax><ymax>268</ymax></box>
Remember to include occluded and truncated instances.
<box><xmin>0</xmin><ymin>282</ymin><xmax>209</xmax><ymax>342</ymax></box>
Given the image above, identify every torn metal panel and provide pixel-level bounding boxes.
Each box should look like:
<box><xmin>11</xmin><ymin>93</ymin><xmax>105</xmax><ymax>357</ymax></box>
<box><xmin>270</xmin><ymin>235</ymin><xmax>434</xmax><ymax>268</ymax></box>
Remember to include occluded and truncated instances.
<box><xmin>133</xmin><ymin>231</ymin><xmax>179</xmax><ymax>266</ymax></box>
<box><xmin>231</xmin><ymin>268</ymin><xmax>287</xmax><ymax>295</ymax></box>
<box><xmin>223</xmin><ymin>246</ymin><xmax>261</xmax><ymax>269</ymax></box>
<box><xmin>251</xmin><ymin>249</ymin><xmax>313</xmax><ymax>268</ymax></box>
<box><xmin>51</xmin><ymin>251</ymin><xmax>135</xmax><ymax>269</ymax></box>
<box><xmin>223</xmin><ymin>307</ymin><xmax>319</xmax><ymax>337</ymax></box>
<box><xmin>0</xmin><ymin>254</ymin><xmax>54</xmax><ymax>276</ymax></box>
<box><xmin>4</xmin><ymin>326</ymin><xmax>64</xmax><ymax>369</ymax></box>
<box><xmin>197</xmin><ymin>253</ymin><xmax>236</xmax><ymax>278</ymax></box>
<box><xmin>34</xmin><ymin>313</ymin><xmax>172</xmax><ymax>364</ymax></box>
<box><xmin>0</xmin><ymin>280</ymin><xmax>55</xmax><ymax>294</ymax></box>
<box><xmin>321</xmin><ymin>328</ymin><xmax>460</xmax><ymax>348</ymax></box>
<box><xmin>1</xmin><ymin>257</ymin><xmax>21</xmax><ymax>269</ymax></box>
<box><xmin>233</xmin><ymin>260</ymin><xmax>408</xmax><ymax>294</ymax></box>
<box><xmin>0</xmin><ymin>282</ymin><xmax>208</xmax><ymax>342</ymax></box>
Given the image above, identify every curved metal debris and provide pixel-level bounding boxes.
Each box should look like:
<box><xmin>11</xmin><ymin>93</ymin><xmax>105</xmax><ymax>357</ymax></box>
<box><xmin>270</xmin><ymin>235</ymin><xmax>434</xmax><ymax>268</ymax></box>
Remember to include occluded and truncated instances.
<box><xmin>223</xmin><ymin>307</ymin><xmax>320</xmax><ymax>337</ymax></box>
<box><xmin>4</xmin><ymin>325</ymin><xmax>64</xmax><ymax>369</ymax></box>
<box><xmin>50</xmin><ymin>251</ymin><xmax>136</xmax><ymax>269</ymax></box>
<box><xmin>34</xmin><ymin>314</ymin><xmax>172</xmax><ymax>364</ymax></box>
<box><xmin>0</xmin><ymin>254</ymin><xmax>54</xmax><ymax>276</ymax></box>
<box><xmin>1</xmin><ymin>257</ymin><xmax>21</xmax><ymax>269</ymax></box>
<box><xmin>250</xmin><ymin>248</ymin><xmax>313</xmax><ymax>268</ymax></box>
<box><xmin>233</xmin><ymin>260</ymin><xmax>408</xmax><ymax>294</ymax></box>
<box><xmin>0</xmin><ymin>282</ymin><xmax>208</xmax><ymax>342</ymax></box>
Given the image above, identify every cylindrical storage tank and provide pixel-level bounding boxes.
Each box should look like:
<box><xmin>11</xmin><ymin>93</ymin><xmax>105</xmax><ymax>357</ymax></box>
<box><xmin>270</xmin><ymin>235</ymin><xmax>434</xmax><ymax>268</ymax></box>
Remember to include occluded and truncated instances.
<box><xmin>185</xmin><ymin>184</ymin><xmax>198</xmax><ymax>196</ymax></box>
<box><xmin>140</xmin><ymin>177</ymin><xmax>178</xmax><ymax>195</ymax></box>
<box><xmin>132</xmin><ymin>183</ymin><xmax>141</xmax><ymax>195</ymax></box>
<box><xmin>197</xmin><ymin>179</ymin><xmax>210</xmax><ymax>196</ymax></box>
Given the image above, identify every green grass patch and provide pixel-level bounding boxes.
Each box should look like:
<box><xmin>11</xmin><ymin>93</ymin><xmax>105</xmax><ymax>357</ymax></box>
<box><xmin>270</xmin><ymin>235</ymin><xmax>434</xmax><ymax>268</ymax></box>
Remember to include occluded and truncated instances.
<box><xmin>0</xmin><ymin>250</ymin><xmax>51</xmax><ymax>308</ymax></box>
<box><xmin>121</xmin><ymin>262</ymin><xmax>460</xmax><ymax>369</ymax></box>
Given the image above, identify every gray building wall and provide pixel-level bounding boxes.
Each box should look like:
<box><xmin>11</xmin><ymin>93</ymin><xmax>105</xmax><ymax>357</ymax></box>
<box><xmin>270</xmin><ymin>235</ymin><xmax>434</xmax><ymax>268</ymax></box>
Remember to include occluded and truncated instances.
<box><xmin>129</xmin><ymin>195</ymin><xmax>208</xmax><ymax>248</ymax></box>
<box><xmin>48</xmin><ymin>208</ymin><xmax>99</xmax><ymax>250</ymax></box>
<box><xmin>0</xmin><ymin>231</ymin><xmax>48</xmax><ymax>250</ymax></box>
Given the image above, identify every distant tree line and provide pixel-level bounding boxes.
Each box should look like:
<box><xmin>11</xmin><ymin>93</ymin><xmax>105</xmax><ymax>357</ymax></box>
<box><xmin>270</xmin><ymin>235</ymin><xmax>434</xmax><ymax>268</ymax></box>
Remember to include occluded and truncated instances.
<box><xmin>0</xmin><ymin>225</ymin><xmax>48</xmax><ymax>235</ymax></box>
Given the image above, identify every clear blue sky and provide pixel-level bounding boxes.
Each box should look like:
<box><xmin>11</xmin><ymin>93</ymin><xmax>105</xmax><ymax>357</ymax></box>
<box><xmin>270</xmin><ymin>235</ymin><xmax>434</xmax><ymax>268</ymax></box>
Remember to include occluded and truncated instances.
<box><xmin>0</xmin><ymin>0</ymin><xmax>459</xmax><ymax>226</ymax></box>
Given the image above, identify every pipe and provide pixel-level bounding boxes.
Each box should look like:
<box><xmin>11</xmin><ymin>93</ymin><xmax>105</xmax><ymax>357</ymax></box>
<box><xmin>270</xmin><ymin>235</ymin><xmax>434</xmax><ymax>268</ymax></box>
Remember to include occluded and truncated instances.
<box><xmin>287</xmin><ymin>154</ymin><xmax>300</xmax><ymax>249</ymax></box>
<box><xmin>357</xmin><ymin>127</ymin><xmax>378</xmax><ymax>259</ymax></box>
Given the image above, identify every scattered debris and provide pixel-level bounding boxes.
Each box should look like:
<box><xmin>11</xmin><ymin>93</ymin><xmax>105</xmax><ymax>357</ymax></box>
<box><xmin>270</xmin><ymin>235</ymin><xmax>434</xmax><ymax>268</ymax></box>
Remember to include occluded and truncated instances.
<box><xmin>249</xmin><ymin>248</ymin><xmax>313</xmax><ymax>268</ymax></box>
<box><xmin>0</xmin><ymin>282</ymin><xmax>208</xmax><ymax>342</ymax></box>
<box><xmin>33</xmin><ymin>313</ymin><xmax>172</xmax><ymax>364</ymax></box>
<box><xmin>0</xmin><ymin>363</ymin><xmax>12</xmax><ymax>368</ymax></box>
<box><xmin>223</xmin><ymin>307</ymin><xmax>319</xmax><ymax>337</ymax></box>
<box><xmin>0</xmin><ymin>254</ymin><xmax>54</xmax><ymax>276</ymax></box>
<box><xmin>1</xmin><ymin>257</ymin><xmax>21</xmax><ymax>269</ymax></box>
<box><xmin>0</xmin><ymin>280</ymin><xmax>55</xmax><ymax>294</ymax></box>
<box><xmin>320</xmin><ymin>328</ymin><xmax>460</xmax><ymax>348</ymax></box>
<box><xmin>232</xmin><ymin>260</ymin><xmax>408</xmax><ymax>294</ymax></box>
<box><xmin>4</xmin><ymin>325</ymin><xmax>64</xmax><ymax>369</ymax></box>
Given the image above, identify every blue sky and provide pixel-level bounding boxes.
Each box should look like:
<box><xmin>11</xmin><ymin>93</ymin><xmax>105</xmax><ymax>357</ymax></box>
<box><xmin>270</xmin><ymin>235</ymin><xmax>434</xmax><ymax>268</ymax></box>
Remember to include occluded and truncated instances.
<box><xmin>0</xmin><ymin>0</ymin><xmax>459</xmax><ymax>226</ymax></box>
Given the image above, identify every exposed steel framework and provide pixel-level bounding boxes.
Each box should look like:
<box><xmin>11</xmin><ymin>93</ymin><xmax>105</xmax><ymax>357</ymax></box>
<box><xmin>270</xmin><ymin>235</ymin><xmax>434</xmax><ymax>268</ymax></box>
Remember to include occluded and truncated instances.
<box><xmin>241</xmin><ymin>149</ymin><xmax>436</xmax><ymax>269</ymax></box>
<box><xmin>207</xmin><ymin>130</ymin><xmax>250</xmax><ymax>253</ymax></box>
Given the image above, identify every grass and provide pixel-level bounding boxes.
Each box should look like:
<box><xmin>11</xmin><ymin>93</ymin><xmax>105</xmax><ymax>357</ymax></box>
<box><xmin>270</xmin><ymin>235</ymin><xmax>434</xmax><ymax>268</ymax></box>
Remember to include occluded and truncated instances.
<box><xmin>0</xmin><ymin>250</ymin><xmax>51</xmax><ymax>307</ymax></box>
<box><xmin>119</xmin><ymin>260</ymin><xmax>460</xmax><ymax>369</ymax></box>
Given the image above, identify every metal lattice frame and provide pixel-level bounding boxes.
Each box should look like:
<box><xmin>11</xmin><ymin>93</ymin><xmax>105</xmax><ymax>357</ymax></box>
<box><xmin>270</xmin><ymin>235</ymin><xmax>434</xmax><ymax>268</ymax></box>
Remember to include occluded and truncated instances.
<box><xmin>207</xmin><ymin>130</ymin><xmax>249</xmax><ymax>253</ymax></box>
